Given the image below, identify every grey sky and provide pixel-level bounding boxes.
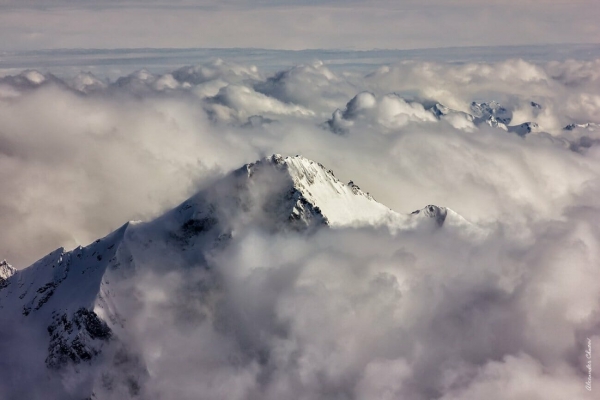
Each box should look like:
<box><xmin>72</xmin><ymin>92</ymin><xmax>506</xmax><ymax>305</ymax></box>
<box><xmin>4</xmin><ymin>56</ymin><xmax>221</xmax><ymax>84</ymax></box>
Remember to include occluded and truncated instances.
<box><xmin>1</xmin><ymin>0</ymin><xmax>598</xmax><ymax>50</ymax></box>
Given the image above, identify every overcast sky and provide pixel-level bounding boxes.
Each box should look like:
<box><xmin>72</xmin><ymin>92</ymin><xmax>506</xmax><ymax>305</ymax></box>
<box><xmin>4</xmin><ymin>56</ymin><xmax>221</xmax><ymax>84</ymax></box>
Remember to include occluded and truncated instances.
<box><xmin>1</xmin><ymin>0</ymin><xmax>598</xmax><ymax>51</ymax></box>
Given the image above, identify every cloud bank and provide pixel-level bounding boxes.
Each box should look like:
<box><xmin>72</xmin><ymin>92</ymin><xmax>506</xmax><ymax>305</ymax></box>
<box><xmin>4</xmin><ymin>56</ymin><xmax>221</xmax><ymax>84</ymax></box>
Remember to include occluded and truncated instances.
<box><xmin>0</xmin><ymin>1</ymin><xmax>599</xmax><ymax>51</ymax></box>
<box><xmin>0</xmin><ymin>56</ymin><xmax>599</xmax><ymax>399</ymax></box>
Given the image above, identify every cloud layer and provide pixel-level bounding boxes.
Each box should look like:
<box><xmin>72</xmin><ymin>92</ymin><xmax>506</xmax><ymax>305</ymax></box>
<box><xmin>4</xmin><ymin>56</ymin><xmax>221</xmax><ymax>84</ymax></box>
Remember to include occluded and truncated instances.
<box><xmin>0</xmin><ymin>56</ymin><xmax>599</xmax><ymax>399</ymax></box>
<box><xmin>2</xmin><ymin>57</ymin><xmax>600</xmax><ymax>268</ymax></box>
<box><xmin>0</xmin><ymin>1</ymin><xmax>599</xmax><ymax>51</ymax></box>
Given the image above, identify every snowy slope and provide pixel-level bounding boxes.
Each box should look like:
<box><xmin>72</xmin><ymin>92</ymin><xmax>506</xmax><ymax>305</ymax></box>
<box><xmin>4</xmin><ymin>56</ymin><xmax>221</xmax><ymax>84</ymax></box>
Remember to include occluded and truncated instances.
<box><xmin>277</xmin><ymin>155</ymin><xmax>401</xmax><ymax>227</ymax></box>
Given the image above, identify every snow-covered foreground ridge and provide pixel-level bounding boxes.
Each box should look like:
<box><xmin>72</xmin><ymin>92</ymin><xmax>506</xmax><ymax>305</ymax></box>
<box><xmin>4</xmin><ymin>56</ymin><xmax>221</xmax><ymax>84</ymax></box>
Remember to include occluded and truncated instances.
<box><xmin>0</xmin><ymin>154</ymin><xmax>479</xmax><ymax>398</ymax></box>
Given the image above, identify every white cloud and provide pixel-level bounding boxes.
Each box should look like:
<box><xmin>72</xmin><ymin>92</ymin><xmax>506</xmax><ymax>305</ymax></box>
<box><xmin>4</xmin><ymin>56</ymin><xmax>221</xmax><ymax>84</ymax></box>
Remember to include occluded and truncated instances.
<box><xmin>209</xmin><ymin>84</ymin><xmax>315</xmax><ymax>121</ymax></box>
<box><xmin>1</xmin><ymin>55</ymin><xmax>600</xmax><ymax>399</ymax></box>
<box><xmin>439</xmin><ymin>354</ymin><xmax>592</xmax><ymax>400</ymax></box>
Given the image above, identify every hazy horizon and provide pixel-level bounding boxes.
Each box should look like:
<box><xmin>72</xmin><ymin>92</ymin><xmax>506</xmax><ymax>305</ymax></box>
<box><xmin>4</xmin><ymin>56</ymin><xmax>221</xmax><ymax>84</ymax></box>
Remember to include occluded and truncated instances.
<box><xmin>1</xmin><ymin>1</ymin><xmax>599</xmax><ymax>51</ymax></box>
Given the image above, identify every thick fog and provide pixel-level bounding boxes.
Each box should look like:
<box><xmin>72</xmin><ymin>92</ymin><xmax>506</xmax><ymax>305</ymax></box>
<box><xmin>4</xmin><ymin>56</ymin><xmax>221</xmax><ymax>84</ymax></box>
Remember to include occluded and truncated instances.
<box><xmin>0</xmin><ymin>57</ymin><xmax>599</xmax><ymax>399</ymax></box>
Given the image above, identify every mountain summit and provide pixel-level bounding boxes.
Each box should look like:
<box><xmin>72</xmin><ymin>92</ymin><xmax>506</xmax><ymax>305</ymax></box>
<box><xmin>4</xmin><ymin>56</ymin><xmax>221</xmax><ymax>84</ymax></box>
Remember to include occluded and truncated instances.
<box><xmin>0</xmin><ymin>155</ymin><xmax>474</xmax><ymax>399</ymax></box>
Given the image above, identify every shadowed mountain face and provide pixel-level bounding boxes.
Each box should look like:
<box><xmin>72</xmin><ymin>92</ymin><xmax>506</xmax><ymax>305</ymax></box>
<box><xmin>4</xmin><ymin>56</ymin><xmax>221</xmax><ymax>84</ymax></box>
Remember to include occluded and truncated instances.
<box><xmin>0</xmin><ymin>154</ymin><xmax>478</xmax><ymax>399</ymax></box>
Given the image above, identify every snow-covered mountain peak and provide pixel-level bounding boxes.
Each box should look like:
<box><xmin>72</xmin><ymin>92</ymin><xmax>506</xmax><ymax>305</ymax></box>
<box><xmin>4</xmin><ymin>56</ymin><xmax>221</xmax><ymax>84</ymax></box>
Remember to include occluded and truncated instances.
<box><xmin>485</xmin><ymin>115</ymin><xmax>509</xmax><ymax>130</ymax></box>
<box><xmin>152</xmin><ymin>155</ymin><xmax>479</xmax><ymax>258</ymax></box>
<box><xmin>410</xmin><ymin>204</ymin><xmax>480</xmax><ymax>234</ymax></box>
<box><xmin>411</xmin><ymin>204</ymin><xmax>448</xmax><ymax>226</ymax></box>
<box><xmin>508</xmin><ymin>121</ymin><xmax>540</xmax><ymax>136</ymax></box>
<box><xmin>0</xmin><ymin>158</ymin><xmax>477</xmax><ymax>325</ymax></box>
<box><xmin>430</xmin><ymin>103</ymin><xmax>451</xmax><ymax>117</ymax></box>
<box><xmin>0</xmin><ymin>155</ymin><xmax>483</xmax><ymax>398</ymax></box>
<box><xmin>244</xmin><ymin>154</ymin><xmax>400</xmax><ymax>227</ymax></box>
<box><xmin>0</xmin><ymin>260</ymin><xmax>16</xmax><ymax>285</ymax></box>
<box><xmin>145</xmin><ymin>153</ymin><xmax>407</xmax><ymax>258</ymax></box>
<box><xmin>471</xmin><ymin>101</ymin><xmax>512</xmax><ymax>125</ymax></box>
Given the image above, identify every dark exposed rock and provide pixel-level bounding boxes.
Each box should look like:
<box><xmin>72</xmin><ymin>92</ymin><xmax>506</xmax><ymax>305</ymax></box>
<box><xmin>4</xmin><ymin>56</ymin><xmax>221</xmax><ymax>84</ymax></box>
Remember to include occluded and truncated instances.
<box><xmin>0</xmin><ymin>260</ymin><xmax>16</xmax><ymax>290</ymax></box>
<box><xmin>45</xmin><ymin>308</ymin><xmax>112</xmax><ymax>369</ymax></box>
<box><xmin>74</xmin><ymin>308</ymin><xmax>112</xmax><ymax>340</ymax></box>
<box><xmin>182</xmin><ymin>217</ymin><xmax>218</xmax><ymax>236</ymax></box>
<box><xmin>412</xmin><ymin>205</ymin><xmax>448</xmax><ymax>227</ymax></box>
